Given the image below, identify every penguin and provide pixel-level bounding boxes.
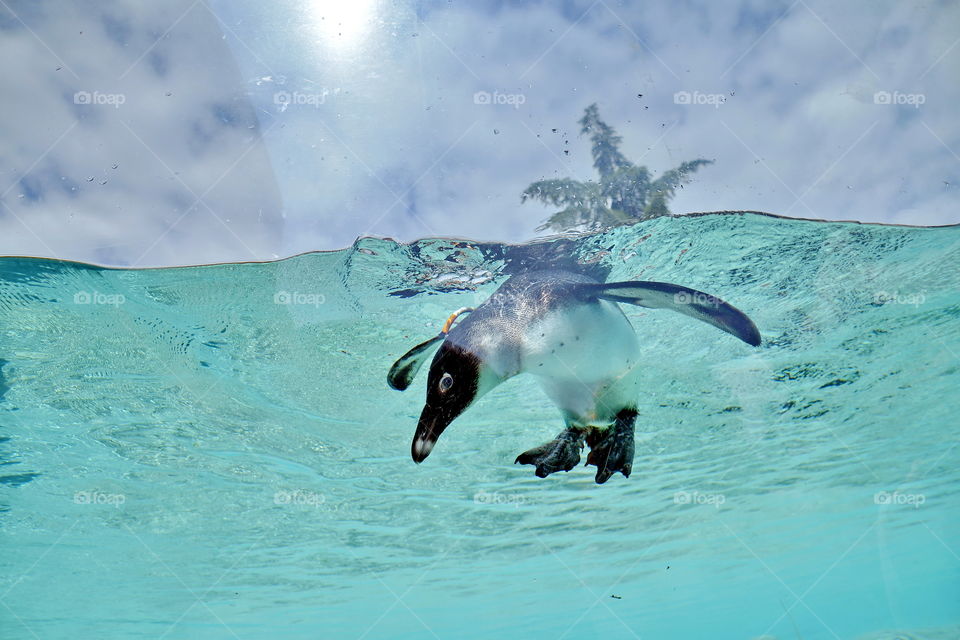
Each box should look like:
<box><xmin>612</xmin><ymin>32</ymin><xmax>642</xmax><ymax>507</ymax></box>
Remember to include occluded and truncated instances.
<box><xmin>388</xmin><ymin>269</ymin><xmax>761</xmax><ymax>484</ymax></box>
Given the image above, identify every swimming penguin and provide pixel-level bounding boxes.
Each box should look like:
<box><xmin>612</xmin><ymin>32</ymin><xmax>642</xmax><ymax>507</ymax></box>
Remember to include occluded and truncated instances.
<box><xmin>388</xmin><ymin>270</ymin><xmax>761</xmax><ymax>484</ymax></box>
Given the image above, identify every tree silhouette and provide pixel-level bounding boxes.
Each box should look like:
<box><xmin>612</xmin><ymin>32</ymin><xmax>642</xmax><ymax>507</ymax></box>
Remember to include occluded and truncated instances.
<box><xmin>522</xmin><ymin>104</ymin><xmax>712</xmax><ymax>232</ymax></box>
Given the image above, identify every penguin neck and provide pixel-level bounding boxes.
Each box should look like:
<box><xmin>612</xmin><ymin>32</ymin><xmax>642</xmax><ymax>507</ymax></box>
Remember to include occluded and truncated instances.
<box><xmin>474</xmin><ymin>363</ymin><xmax>508</xmax><ymax>400</ymax></box>
<box><xmin>446</xmin><ymin>326</ymin><xmax>521</xmax><ymax>382</ymax></box>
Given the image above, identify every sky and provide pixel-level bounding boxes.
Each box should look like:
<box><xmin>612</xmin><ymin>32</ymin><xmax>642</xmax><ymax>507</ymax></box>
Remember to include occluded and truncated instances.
<box><xmin>0</xmin><ymin>0</ymin><xmax>957</xmax><ymax>266</ymax></box>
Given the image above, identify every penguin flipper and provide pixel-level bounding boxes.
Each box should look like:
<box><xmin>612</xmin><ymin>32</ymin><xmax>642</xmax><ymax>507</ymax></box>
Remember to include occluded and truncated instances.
<box><xmin>387</xmin><ymin>334</ymin><xmax>444</xmax><ymax>391</ymax></box>
<box><xmin>389</xmin><ymin>307</ymin><xmax>475</xmax><ymax>391</ymax></box>
<box><xmin>579</xmin><ymin>281</ymin><xmax>762</xmax><ymax>347</ymax></box>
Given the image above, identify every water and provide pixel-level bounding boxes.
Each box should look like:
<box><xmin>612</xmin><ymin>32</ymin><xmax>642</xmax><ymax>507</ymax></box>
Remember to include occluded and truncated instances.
<box><xmin>1</xmin><ymin>212</ymin><xmax>958</xmax><ymax>639</ymax></box>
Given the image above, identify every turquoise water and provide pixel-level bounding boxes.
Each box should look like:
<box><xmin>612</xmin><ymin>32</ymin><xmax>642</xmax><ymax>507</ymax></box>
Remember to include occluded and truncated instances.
<box><xmin>1</xmin><ymin>212</ymin><xmax>958</xmax><ymax>639</ymax></box>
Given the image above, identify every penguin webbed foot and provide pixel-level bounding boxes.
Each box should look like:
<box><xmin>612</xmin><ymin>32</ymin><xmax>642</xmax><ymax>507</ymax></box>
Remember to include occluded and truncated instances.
<box><xmin>585</xmin><ymin>410</ymin><xmax>637</xmax><ymax>484</ymax></box>
<box><xmin>515</xmin><ymin>428</ymin><xmax>584</xmax><ymax>478</ymax></box>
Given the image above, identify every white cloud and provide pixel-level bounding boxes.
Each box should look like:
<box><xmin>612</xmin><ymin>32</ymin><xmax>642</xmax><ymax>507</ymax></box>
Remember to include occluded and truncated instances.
<box><xmin>0</xmin><ymin>0</ymin><xmax>957</xmax><ymax>266</ymax></box>
<box><xmin>0</xmin><ymin>0</ymin><xmax>284</xmax><ymax>266</ymax></box>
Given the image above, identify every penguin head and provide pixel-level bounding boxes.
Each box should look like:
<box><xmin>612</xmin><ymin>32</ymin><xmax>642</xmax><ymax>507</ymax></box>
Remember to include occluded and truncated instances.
<box><xmin>412</xmin><ymin>341</ymin><xmax>497</xmax><ymax>463</ymax></box>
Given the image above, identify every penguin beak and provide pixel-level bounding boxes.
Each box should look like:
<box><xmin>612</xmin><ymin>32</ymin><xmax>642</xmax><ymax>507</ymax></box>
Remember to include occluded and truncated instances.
<box><xmin>411</xmin><ymin>407</ymin><xmax>453</xmax><ymax>463</ymax></box>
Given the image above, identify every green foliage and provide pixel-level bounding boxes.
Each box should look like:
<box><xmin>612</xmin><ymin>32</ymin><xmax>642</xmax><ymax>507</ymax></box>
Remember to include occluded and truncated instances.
<box><xmin>579</xmin><ymin>104</ymin><xmax>630</xmax><ymax>179</ymax></box>
<box><xmin>523</xmin><ymin>104</ymin><xmax>712</xmax><ymax>233</ymax></box>
<box><xmin>643</xmin><ymin>192</ymin><xmax>669</xmax><ymax>219</ymax></box>
<box><xmin>602</xmin><ymin>165</ymin><xmax>650</xmax><ymax>217</ymax></box>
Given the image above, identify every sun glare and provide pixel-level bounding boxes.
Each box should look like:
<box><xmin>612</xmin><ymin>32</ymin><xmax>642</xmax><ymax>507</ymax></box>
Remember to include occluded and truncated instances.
<box><xmin>310</xmin><ymin>0</ymin><xmax>377</xmax><ymax>51</ymax></box>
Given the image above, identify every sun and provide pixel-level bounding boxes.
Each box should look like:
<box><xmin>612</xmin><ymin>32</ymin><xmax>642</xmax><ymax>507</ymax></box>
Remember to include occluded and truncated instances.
<box><xmin>310</xmin><ymin>0</ymin><xmax>378</xmax><ymax>51</ymax></box>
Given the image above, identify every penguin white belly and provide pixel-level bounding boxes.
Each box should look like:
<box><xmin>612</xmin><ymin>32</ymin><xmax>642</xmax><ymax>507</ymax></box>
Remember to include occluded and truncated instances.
<box><xmin>521</xmin><ymin>300</ymin><xmax>640</xmax><ymax>425</ymax></box>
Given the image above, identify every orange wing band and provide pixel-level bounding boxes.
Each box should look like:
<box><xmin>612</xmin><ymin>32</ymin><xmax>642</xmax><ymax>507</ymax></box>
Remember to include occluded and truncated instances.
<box><xmin>441</xmin><ymin>307</ymin><xmax>475</xmax><ymax>334</ymax></box>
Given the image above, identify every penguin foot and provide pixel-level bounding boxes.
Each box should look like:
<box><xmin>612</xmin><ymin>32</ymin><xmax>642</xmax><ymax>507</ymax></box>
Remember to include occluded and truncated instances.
<box><xmin>585</xmin><ymin>409</ymin><xmax>637</xmax><ymax>484</ymax></box>
<box><xmin>515</xmin><ymin>428</ymin><xmax>584</xmax><ymax>478</ymax></box>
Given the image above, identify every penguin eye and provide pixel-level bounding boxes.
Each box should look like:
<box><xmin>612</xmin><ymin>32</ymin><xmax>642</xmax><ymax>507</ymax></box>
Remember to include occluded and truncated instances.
<box><xmin>439</xmin><ymin>372</ymin><xmax>454</xmax><ymax>393</ymax></box>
